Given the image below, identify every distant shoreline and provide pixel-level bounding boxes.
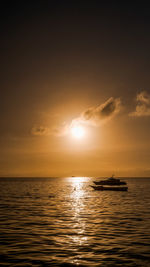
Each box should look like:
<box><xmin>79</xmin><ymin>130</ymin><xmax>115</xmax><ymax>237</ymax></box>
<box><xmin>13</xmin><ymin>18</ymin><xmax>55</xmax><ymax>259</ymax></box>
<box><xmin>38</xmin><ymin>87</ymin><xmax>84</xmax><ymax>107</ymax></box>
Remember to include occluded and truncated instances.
<box><xmin>0</xmin><ymin>176</ymin><xmax>150</xmax><ymax>179</ymax></box>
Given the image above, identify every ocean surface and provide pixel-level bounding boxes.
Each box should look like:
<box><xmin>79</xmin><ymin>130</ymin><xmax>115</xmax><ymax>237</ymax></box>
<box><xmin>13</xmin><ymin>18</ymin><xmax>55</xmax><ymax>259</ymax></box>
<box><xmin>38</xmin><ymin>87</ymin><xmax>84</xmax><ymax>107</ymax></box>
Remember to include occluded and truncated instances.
<box><xmin>0</xmin><ymin>177</ymin><xmax>150</xmax><ymax>267</ymax></box>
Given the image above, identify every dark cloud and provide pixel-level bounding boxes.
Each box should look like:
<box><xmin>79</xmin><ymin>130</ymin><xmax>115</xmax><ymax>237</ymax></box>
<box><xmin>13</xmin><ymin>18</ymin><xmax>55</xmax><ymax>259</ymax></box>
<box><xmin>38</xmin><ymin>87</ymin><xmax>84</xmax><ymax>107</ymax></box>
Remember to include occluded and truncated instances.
<box><xmin>31</xmin><ymin>97</ymin><xmax>121</xmax><ymax>137</ymax></box>
<box><xmin>31</xmin><ymin>126</ymin><xmax>51</xmax><ymax>136</ymax></box>
<box><xmin>129</xmin><ymin>91</ymin><xmax>150</xmax><ymax>117</ymax></box>
<box><xmin>137</xmin><ymin>91</ymin><xmax>150</xmax><ymax>104</ymax></box>
<box><xmin>81</xmin><ymin>97</ymin><xmax>121</xmax><ymax>125</ymax></box>
<box><xmin>31</xmin><ymin>123</ymin><xmax>69</xmax><ymax>137</ymax></box>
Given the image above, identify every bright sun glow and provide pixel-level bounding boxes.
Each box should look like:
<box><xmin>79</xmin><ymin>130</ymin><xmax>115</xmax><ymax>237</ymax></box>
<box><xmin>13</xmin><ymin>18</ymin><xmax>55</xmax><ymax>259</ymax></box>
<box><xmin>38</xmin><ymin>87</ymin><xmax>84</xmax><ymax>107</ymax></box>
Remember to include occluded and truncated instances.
<box><xmin>71</xmin><ymin>125</ymin><xmax>85</xmax><ymax>139</ymax></box>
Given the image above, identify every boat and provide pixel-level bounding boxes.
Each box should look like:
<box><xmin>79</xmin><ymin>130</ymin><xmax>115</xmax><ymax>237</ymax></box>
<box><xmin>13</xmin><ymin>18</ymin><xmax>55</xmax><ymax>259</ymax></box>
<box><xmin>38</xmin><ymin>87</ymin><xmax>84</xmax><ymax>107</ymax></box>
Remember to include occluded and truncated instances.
<box><xmin>91</xmin><ymin>185</ymin><xmax>128</xmax><ymax>191</ymax></box>
<box><xmin>93</xmin><ymin>175</ymin><xmax>126</xmax><ymax>186</ymax></box>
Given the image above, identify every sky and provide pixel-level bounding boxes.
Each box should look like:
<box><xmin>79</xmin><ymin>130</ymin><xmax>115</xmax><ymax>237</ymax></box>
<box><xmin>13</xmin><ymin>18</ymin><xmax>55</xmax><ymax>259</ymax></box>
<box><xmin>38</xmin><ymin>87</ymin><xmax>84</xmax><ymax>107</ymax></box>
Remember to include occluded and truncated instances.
<box><xmin>1</xmin><ymin>1</ymin><xmax>150</xmax><ymax>177</ymax></box>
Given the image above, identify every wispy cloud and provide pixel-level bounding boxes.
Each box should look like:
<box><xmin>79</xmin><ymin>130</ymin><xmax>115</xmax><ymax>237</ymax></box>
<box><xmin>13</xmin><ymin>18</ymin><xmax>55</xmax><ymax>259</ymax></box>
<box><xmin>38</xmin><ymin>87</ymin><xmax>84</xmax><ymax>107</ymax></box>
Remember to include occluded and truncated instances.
<box><xmin>129</xmin><ymin>91</ymin><xmax>150</xmax><ymax>117</ymax></box>
<box><xmin>31</xmin><ymin>123</ymin><xmax>69</xmax><ymax>137</ymax></box>
<box><xmin>80</xmin><ymin>97</ymin><xmax>121</xmax><ymax>126</ymax></box>
<box><xmin>66</xmin><ymin>97</ymin><xmax>121</xmax><ymax>133</ymax></box>
<box><xmin>31</xmin><ymin>126</ymin><xmax>51</xmax><ymax>136</ymax></box>
<box><xmin>31</xmin><ymin>97</ymin><xmax>121</xmax><ymax>137</ymax></box>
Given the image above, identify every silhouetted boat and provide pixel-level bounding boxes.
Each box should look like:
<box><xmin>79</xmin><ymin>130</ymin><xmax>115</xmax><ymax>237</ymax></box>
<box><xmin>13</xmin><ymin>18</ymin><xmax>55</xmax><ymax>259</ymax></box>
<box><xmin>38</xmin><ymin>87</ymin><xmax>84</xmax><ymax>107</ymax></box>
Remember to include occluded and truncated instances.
<box><xmin>91</xmin><ymin>185</ymin><xmax>128</xmax><ymax>191</ymax></box>
<box><xmin>93</xmin><ymin>175</ymin><xmax>126</xmax><ymax>186</ymax></box>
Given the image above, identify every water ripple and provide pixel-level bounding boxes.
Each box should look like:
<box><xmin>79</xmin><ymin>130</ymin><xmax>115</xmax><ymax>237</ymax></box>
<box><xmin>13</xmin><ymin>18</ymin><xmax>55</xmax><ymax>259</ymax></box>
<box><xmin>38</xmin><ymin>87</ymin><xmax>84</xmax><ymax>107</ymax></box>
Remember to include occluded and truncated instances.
<box><xmin>0</xmin><ymin>177</ymin><xmax>150</xmax><ymax>266</ymax></box>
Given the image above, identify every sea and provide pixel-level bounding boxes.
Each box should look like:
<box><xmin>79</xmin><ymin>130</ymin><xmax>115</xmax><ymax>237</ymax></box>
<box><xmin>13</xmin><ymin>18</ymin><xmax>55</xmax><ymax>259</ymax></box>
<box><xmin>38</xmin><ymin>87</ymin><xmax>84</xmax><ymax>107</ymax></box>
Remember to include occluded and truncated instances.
<box><xmin>0</xmin><ymin>177</ymin><xmax>150</xmax><ymax>267</ymax></box>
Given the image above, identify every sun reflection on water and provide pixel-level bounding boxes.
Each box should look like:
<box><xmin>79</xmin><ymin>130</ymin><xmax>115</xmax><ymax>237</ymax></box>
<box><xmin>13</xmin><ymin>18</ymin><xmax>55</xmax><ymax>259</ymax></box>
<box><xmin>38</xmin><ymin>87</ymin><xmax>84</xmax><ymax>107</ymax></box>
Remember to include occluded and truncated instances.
<box><xmin>69</xmin><ymin>176</ymin><xmax>87</xmax><ymax>184</ymax></box>
<box><xmin>67</xmin><ymin>177</ymin><xmax>89</xmax><ymax>248</ymax></box>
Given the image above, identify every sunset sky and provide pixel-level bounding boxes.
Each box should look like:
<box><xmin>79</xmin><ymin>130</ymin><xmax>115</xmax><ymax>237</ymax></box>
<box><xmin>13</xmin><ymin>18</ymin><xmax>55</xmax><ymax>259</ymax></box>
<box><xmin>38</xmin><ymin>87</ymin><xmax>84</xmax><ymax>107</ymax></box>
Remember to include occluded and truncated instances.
<box><xmin>1</xmin><ymin>2</ymin><xmax>150</xmax><ymax>177</ymax></box>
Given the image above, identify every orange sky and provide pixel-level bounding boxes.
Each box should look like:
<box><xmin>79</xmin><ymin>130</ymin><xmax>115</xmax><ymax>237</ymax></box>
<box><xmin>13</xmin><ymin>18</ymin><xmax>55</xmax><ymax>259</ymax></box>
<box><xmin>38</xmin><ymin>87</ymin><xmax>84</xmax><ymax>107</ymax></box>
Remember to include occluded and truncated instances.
<box><xmin>0</xmin><ymin>3</ymin><xmax>150</xmax><ymax>177</ymax></box>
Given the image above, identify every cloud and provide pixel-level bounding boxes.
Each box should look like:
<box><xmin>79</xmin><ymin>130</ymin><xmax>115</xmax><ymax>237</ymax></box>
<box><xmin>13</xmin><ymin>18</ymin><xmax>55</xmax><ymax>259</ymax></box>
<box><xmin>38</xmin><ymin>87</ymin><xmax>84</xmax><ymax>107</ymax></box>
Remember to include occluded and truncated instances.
<box><xmin>136</xmin><ymin>91</ymin><xmax>150</xmax><ymax>104</ymax></box>
<box><xmin>129</xmin><ymin>91</ymin><xmax>150</xmax><ymax>117</ymax></box>
<box><xmin>31</xmin><ymin>126</ymin><xmax>51</xmax><ymax>136</ymax></box>
<box><xmin>31</xmin><ymin>97</ymin><xmax>121</xmax><ymax>137</ymax></box>
<box><xmin>80</xmin><ymin>97</ymin><xmax>121</xmax><ymax>126</ymax></box>
<box><xmin>31</xmin><ymin>123</ymin><xmax>69</xmax><ymax>137</ymax></box>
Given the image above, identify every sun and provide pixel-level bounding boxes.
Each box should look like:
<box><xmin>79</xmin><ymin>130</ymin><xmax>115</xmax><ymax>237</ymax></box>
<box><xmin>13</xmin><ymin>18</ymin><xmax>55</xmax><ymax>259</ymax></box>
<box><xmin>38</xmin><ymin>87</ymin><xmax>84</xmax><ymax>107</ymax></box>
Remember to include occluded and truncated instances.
<box><xmin>70</xmin><ymin>125</ymin><xmax>85</xmax><ymax>139</ymax></box>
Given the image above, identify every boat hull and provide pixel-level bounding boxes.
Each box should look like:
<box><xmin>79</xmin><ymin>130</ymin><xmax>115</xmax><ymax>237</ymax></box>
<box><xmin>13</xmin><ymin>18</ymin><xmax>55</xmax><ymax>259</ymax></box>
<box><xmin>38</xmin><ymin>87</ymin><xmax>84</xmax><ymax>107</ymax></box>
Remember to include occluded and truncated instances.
<box><xmin>94</xmin><ymin>181</ymin><xmax>126</xmax><ymax>186</ymax></box>
<box><xmin>91</xmin><ymin>185</ymin><xmax>128</xmax><ymax>191</ymax></box>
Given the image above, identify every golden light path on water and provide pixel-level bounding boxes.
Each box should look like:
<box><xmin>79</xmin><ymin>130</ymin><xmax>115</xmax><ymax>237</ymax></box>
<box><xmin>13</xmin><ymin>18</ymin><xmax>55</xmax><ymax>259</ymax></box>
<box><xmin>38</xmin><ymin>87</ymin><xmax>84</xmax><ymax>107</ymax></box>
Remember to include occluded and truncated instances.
<box><xmin>66</xmin><ymin>176</ymin><xmax>112</xmax><ymax>265</ymax></box>
<box><xmin>67</xmin><ymin>177</ymin><xmax>88</xmax><ymax>263</ymax></box>
<box><xmin>1</xmin><ymin>177</ymin><xmax>150</xmax><ymax>266</ymax></box>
